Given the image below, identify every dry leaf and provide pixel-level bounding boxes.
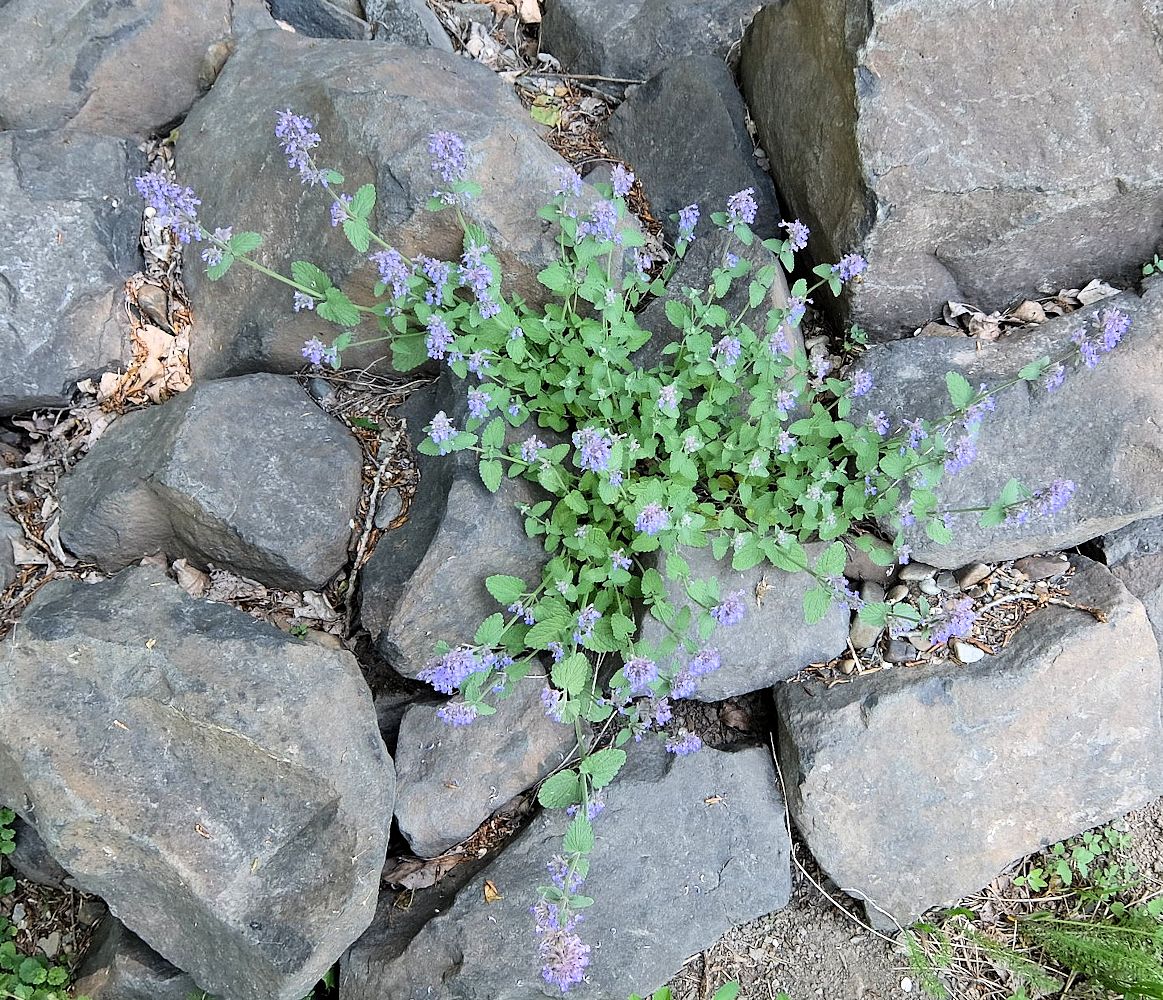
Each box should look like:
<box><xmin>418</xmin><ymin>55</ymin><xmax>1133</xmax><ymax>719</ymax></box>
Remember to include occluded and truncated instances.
<box><xmin>173</xmin><ymin>558</ymin><xmax>210</xmax><ymax>598</ymax></box>
<box><xmin>719</xmin><ymin>701</ymin><xmax>753</xmax><ymax>732</ymax></box>
<box><xmin>517</xmin><ymin>0</ymin><xmax>541</xmax><ymax>23</ymax></box>
<box><xmin>967</xmin><ymin>313</ymin><xmax>1002</xmax><ymax>342</ymax></box>
<box><xmin>1010</xmin><ymin>300</ymin><xmax>1047</xmax><ymax>325</ymax></box>
<box><xmin>382</xmin><ymin>854</ymin><xmax>466</xmax><ymax>891</ymax></box>
<box><xmin>11</xmin><ymin>538</ymin><xmax>50</xmax><ymax>567</ymax></box>
<box><xmin>483</xmin><ymin>880</ymin><xmax>504</xmax><ymax>903</ymax></box>
<box><xmin>41</xmin><ymin>519</ymin><xmax>77</xmax><ymax>567</ymax></box>
<box><xmin>1076</xmin><ymin>278</ymin><xmax>1119</xmax><ymax>305</ymax></box>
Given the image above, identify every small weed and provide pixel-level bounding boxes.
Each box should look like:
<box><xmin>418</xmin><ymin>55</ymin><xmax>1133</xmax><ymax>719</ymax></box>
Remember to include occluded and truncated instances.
<box><xmin>629</xmin><ymin>984</ymin><xmax>745</xmax><ymax>1000</ymax></box>
<box><xmin>1143</xmin><ymin>254</ymin><xmax>1163</xmax><ymax>277</ymax></box>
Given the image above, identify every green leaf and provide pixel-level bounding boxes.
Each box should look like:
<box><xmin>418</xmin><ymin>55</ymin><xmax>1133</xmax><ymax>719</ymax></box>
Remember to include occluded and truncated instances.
<box><xmin>474</xmin><ymin>612</ymin><xmax>505</xmax><ymax>647</ymax></box>
<box><xmin>945</xmin><ymin>371</ymin><xmax>975</xmax><ymax>410</ymax></box>
<box><xmin>713</xmin><ymin>985</ymin><xmax>741</xmax><ymax>1000</ymax></box>
<box><xmin>610</xmin><ymin>612</ymin><xmax>635</xmax><ymax>642</ymax></box>
<box><xmin>18</xmin><ymin>958</ymin><xmax>46</xmax><ymax>985</ymax></box>
<box><xmin>343</xmin><ymin>217</ymin><xmax>371</xmax><ymax>253</ymax></box>
<box><xmin>538</xmin><ymin>770</ymin><xmax>582</xmax><ymax>809</ymax></box>
<box><xmin>925</xmin><ymin>517</ymin><xmax>953</xmax><ymax>545</ymax></box>
<box><xmin>228</xmin><ymin>231</ymin><xmax>263</xmax><ymax>255</ymax></box>
<box><xmin>580</xmin><ymin>747</ymin><xmax>626</xmax><ymax>789</ymax></box>
<box><xmin>485</xmin><ymin>574</ymin><xmax>526</xmax><ymax>606</ymax></box>
<box><xmin>479</xmin><ymin>459</ymin><xmax>503</xmax><ymax>493</ymax></box>
<box><xmin>291</xmin><ymin>260</ymin><xmax>333</xmax><ymax>295</ymax></box>
<box><xmin>664</xmin><ymin>299</ymin><xmax>688</xmax><ymax>330</ymax></box>
<box><xmin>481</xmin><ymin>417</ymin><xmax>506</xmax><ymax>450</ymax></box>
<box><xmin>563</xmin><ymin>815</ymin><xmax>595</xmax><ymax>855</ymax></box>
<box><xmin>815</xmin><ymin>540</ymin><xmax>847</xmax><ymax>577</ymax></box>
<box><xmin>526</xmin><ymin>611</ymin><xmax>573</xmax><ymax>649</ymax></box>
<box><xmin>350</xmin><ymin>183</ymin><xmax>376</xmax><ymax>220</ymax></box>
<box><xmin>1018</xmin><ymin>356</ymin><xmax>1051</xmax><ymax>381</ymax></box>
<box><xmin>803</xmin><ymin>585</ymin><xmax>832</xmax><ymax>625</ymax></box>
<box><xmin>317</xmin><ymin>287</ymin><xmax>360</xmax><ymax>327</ymax></box>
<box><xmin>205</xmin><ymin>253</ymin><xmax>235</xmax><ymax>280</ymax></box>
<box><xmin>552</xmin><ymin>653</ymin><xmax>590</xmax><ymax>697</ymax></box>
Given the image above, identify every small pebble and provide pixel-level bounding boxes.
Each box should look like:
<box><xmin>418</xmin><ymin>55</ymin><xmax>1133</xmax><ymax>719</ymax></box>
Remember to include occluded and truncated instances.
<box><xmin>839</xmin><ymin>658</ymin><xmax>856</xmax><ymax>675</ymax></box>
<box><xmin>307</xmin><ymin>377</ymin><xmax>334</xmax><ymax>402</ymax></box>
<box><xmin>1014</xmin><ymin>554</ymin><xmax>1069</xmax><ymax>581</ymax></box>
<box><xmin>898</xmin><ymin>562</ymin><xmax>937</xmax><ymax>581</ymax></box>
<box><xmin>953</xmin><ymin>639</ymin><xmax>985</xmax><ymax>663</ymax></box>
<box><xmin>907</xmin><ymin>632</ymin><xmax>932</xmax><ymax>652</ymax></box>
<box><xmin>374</xmin><ymin>489</ymin><xmax>404</xmax><ymax>529</ymax></box>
<box><xmin>136</xmin><ymin>282</ymin><xmax>169</xmax><ymax>327</ymax></box>
<box><xmin>955</xmin><ymin>562</ymin><xmax>991</xmax><ymax>589</ymax></box>
<box><xmin>901</xmin><ymin>977</ymin><xmax>914</xmax><ymax>993</ymax></box>
<box><xmin>918</xmin><ymin>577</ymin><xmax>940</xmax><ymax>596</ymax></box>
<box><xmin>935</xmin><ymin>571</ymin><xmax>957</xmax><ymax>591</ymax></box>
<box><xmin>883</xmin><ymin>640</ymin><xmax>915</xmax><ymax>664</ymax></box>
<box><xmin>886</xmin><ymin>584</ymin><xmax>909</xmax><ymax>603</ymax></box>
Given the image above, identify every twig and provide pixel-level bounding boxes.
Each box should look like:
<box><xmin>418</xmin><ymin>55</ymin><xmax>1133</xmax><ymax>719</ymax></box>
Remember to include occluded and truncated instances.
<box><xmin>517</xmin><ymin>68</ymin><xmax>646</xmax><ymax>85</ymax></box>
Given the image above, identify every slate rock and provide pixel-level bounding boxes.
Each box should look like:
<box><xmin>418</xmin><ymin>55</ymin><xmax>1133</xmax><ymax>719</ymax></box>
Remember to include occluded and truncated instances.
<box><xmin>0</xmin><ymin>566</ymin><xmax>394</xmax><ymax>1000</ymax></box>
<box><xmin>775</xmin><ymin>557</ymin><xmax>1163</xmax><ymax>928</ymax></box>
<box><xmin>58</xmin><ymin>374</ymin><xmax>362</xmax><ymax>590</ymax></box>
<box><xmin>0</xmin><ymin>513</ymin><xmax>20</xmax><ymax>591</ymax></box>
<box><xmin>739</xmin><ymin>0</ymin><xmax>1163</xmax><ymax>340</ymax></box>
<box><xmin>638</xmin><ymin>543</ymin><xmax>847</xmax><ymax>700</ymax></box>
<box><xmin>0</xmin><ymin>0</ymin><xmax>242</xmax><ymax>136</ymax></box>
<box><xmin>1104</xmin><ymin>515</ymin><xmax>1163</xmax><ymax>651</ymax></box>
<box><xmin>365</xmin><ymin>0</ymin><xmax>455</xmax><ymax>48</ymax></box>
<box><xmin>6</xmin><ymin>816</ymin><xmax>72</xmax><ymax>891</ymax></box>
<box><xmin>0</xmin><ymin>131</ymin><xmax>142</xmax><ymax>414</ymax></box>
<box><xmin>606</xmin><ymin>55</ymin><xmax>778</xmax><ymax>241</ymax></box>
<box><xmin>360</xmin><ymin>374</ymin><xmax>547</xmax><ymax>678</ymax></box>
<box><xmin>394</xmin><ymin>678</ymin><xmax>574</xmax><ymax>857</ymax></box>
<box><xmin>341</xmin><ymin>741</ymin><xmax>791</xmax><ymax>998</ymax></box>
<box><xmin>270</xmin><ymin>0</ymin><xmax>371</xmax><ymax>38</ymax></box>
<box><xmin>74</xmin><ymin>918</ymin><xmax>197</xmax><ymax>1000</ymax></box>
<box><xmin>541</xmin><ymin>0</ymin><xmax>767</xmax><ymax>82</ymax></box>
<box><xmin>852</xmin><ymin>283</ymin><xmax>1163</xmax><ymax>569</ymax></box>
<box><xmin>178</xmin><ymin>30</ymin><xmax>609</xmax><ymax>378</ymax></box>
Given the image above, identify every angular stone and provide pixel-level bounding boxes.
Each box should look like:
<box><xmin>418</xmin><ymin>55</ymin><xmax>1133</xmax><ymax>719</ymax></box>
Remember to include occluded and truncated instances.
<box><xmin>638</xmin><ymin>542</ymin><xmax>848</xmax><ymax>700</ymax></box>
<box><xmin>270</xmin><ymin>0</ymin><xmax>370</xmax><ymax>38</ymax></box>
<box><xmin>848</xmin><ymin>581</ymin><xmax>884</xmax><ymax>650</ymax></box>
<box><xmin>0</xmin><ymin>0</ymin><xmax>241</xmax><ymax>136</ymax></box>
<box><xmin>606</xmin><ymin>55</ymin><xmax>778</xmax><ymax>241</ymax></box>
<box><xmin>740</xmin><ymin>1</ymin><xmax>1163</xmax><ymax>340</ymax></box>
<box><xmin>360</xmin><ymin>374</ymin><xmax>547</xmax><ymax>678</ymax></box>
<box><xmin>6</xmin><ymin>816</ymin><xmax>72</xmax><ymax>891</ymax></box>
<box><xmin>394</xmin><ymin>678</ymin><xmax>574</xmax><ymax>857</ymax></box>
<box><xmin>1105</xmin><ymin>515</ymin><xmax>1163</xmax><ymax>651</ymax></box>
<box><xmin>0</xmin><ymin>513</ymin><xmax>20</xmax><ymax>591</ymax></box>
<box><xmin>0</xmin><ymin>567</ymin><xmax>394</xmax><ymax>1000</ymax></box>
<box><xmin>842</xmin><ymin>535</ymin><xmax>895</xmax><ymax>585</ymax></box>
<box><xmin>1013</xmin><ymin>553</ymin><xmax>1071</xmax><ymax>582</ymax></box>
<box><xmin>0</xmin><ymin>131</ymin><xmax>142</xmax><ymax>414</ymax></box>
<box><xmin>852</xmin><ymin>283</ymin><xmax>1163</xmax><ymax>569</ymax></box>
<box><xmin>775</xmin><ymin>557</ymin><xmax>1163</xmax><ymax>928</ymax></box>
<box><xmin>178</xmin><ymin>30</ymin><xmax>609</xmax><ymax>378</ymax></box>
<box><xmin>365</xmin><ymin>0</ymin><xmax>455</xmax><ymax>48</ymax></box>
<box><xmin>541</xmin><ymin>0</ymin><xmax>767</xmax><ymax>82</ymax></box>
<box><xmin>58</xmin><ymin>374</ymin><xmax>362</xmax><ymax>590</ymax></box>
<box><xmin>341</xmin><ymin>741</ymin><xmax>791</xmax><ymax>998</ymax></box>
<box><xmin>74</xmin><ymin>918</ymin><xmax>197</xmax><ymax>1000</ymax></box>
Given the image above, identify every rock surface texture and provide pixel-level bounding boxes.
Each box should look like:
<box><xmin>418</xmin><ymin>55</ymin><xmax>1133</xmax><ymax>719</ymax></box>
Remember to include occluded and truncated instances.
<box><xmin>74</xmin><ymin>918</ymin><xmax>197</xmax><ymax>1000</ymax></box>
<box><xmin>852</xmin><ymin>284</ymin><xmax>1163</xmax><ymax>568</ymax></box>
<box><xmin>0</xmin><ymin>567</ymin><xmax>394</xmax><ymax>1000</ymax></box>
<box><xmin>0</xmin><ymin>130</ymin><xmax>142</xmax><ymax>414</ymax></box>
<box><xmin>776</xmin><ymin>558</ymin><xmax>1163</xmax><ymax>927</ymax></box>
<box><xmin>0</xmin><ymin>513</ymin><xmax>20</xmax><ymax>591</ymax></box>
<box><xmin>360</xmin><ymin>374</ymin><xmax>547</xmax><ymax>678</ymax></box>
<box><xmin>342</xmin><ymin>742</ymin><xmax>792</xmax><ymax>998</ymax></box>
<box><xmin>178</xmin><ymin>30</ymin><xmax>607</xmax><ymax>378</ymax></box>
<box><xmin>1105</xmin><ymin>516</ymin><xmax>1163</xmax><ymax>651</ymax></box>
<box><xmin>0</xmin><ymin>0</ymin><xmax>242</xmax><ymax>136</ymax></box>
<box><xmin>638</xmin><ymin>542</ymin><xmax>848</xmax><ymax>700</ymax></box>
<box><xmin>740</xmin><ymin>0</ymin><xmax>1163</xmax><ymax>339</ymax></box>
<box><xmin>58</xmin><ymin>374</ymin><xmax>362</xmax><ymax>590</ymax></box>
<box><xmin>393</xmin><ymin>679</ymin><xmax>574</xmax><ymax>857</ymax></box>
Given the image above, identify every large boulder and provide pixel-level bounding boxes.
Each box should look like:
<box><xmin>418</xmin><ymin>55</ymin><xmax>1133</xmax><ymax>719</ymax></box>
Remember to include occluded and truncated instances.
<box><xmin>341</xmin><ymin>741</ymin><xmax>792</xmax><ymax>998</ymax></box>
<box><xmin>541</xmin><ymin>0</ymin><xmax>767</xmax><ymax>82</ymax></box>
<box><xmin>739</xmin><ymin>0</ymin><xmax>1163</xmax><ymax>340</ymax></box>
<box><xmin>638</xmin><ymin>542</ymin><xmax>848</xmax><ymax>700</ymax></box>
<box><xmin>0</xmin><ymin>0</ymin><xmax>252</xmax><ymax>136</ymax></box>
<box><xmin>0</xmin><ymin>130</ymin><xmax>142</xmax><ymax>414</ymax></box>
<box><xmin>360</xmin><ymin>374</ymin><xmax>547</xmax><ymax>678</ymax></box>
<box><xmin>0</xmin><ymin>566</ymin><xmax>394</xmax><ymax>1000</ymax></box>
<box><xmin>775</xmin><ymin>557</ymin><xmax>1163</xmax><ymax>928</ymax></box>
<box><xmin>393</xmin><ymin>678</ymin><xmax>574</xmax><ymax>857</ymax></box>
<box><xmin>852</xmin><ymin>282</ymin><xmax>1163</xmax><ymax>568</ymax></box>
<box><xmin>1104</xmin><ymin>515</ymin><xmax>1163</xmax><ymax>651</ymax></box>
<box><xmin>178</xmin><ymin>29</ymin><xmax>608</xmax><ymax>378</ymax></box>
<box><xmin>58</xmin><ymin>374</ymin><xmax>362</xmax><ymax>590</ymax></box>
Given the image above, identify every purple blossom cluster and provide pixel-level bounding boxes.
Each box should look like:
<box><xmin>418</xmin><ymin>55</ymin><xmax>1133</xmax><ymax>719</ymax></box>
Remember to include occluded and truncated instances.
<box><xmin>292</xmin><ymin>291</ymin><xmax>315</xmax><ymax>312</ymax></box>
<box><xmin>425</xmin><ymin>314</ymin><xmax>454</xmax><ymax>360</ymax></box>
<box><xmin>274</xmin><ymin>109</ymin><xmax>322</xmax><ymax>184</ymax></box>
<box><xmin>824</xmin><ymin>575</ymin><xmax>864</xmax><ymax>612</ymax></box>
<box><xmin>572</xmin><ymin>427</ymin><xmax>614</xmax><ymax>473</ymax></box>
<box><xmin>521</xmin><ymin>435</ymin><xmax>546</xmax><ymax>463</ymax></box>
<box><xmin>665</xmin><ymin>731</ymin><xmax>703</xmax><ymax>756</ymax></box>
<box><xmin>418</xmin><ymin>646</ymin><xmax>482</xmax><ymax>694</ymax></box>
<box><xmin>436</xmin><ymin>701</ymin><xmax>479</xmax><ymax>727</ymax></box>
<box><xmin>573</xmin><ymin>605</ymin><xmax>601</xmax><ymax>644</ymax></box>
<box><xmin>329</xmin><ymin>194</ymin><xmax>352</xmax><ymax>227</ymax></box>
<box><xmin>623</xmin><ymin>656</ymin><xmax>659</xmax><ymax>695</ymax></box>
<box><xmin>428</xmin><ymin>410</ymin><xmax>457</xmax><ymax>454</ymax></box>
<box><xmin>610</xmin><ymin>549</ymin><xmax>631</xmax><ymax>571</ymax></box>
<box><xmin>415</xmin><ymin>255</ymin><xmax>452</xmax><ymax>305</ymax></box>
<box><xmin>781</xmin><ymin>218</ymin><xmax>810</xmax><ymax>251</ymax></box>
<box><xmin>1071</xmin><ymin>307</ymin><xmax>1131</xmax><ymax>370</ymax></box>
<box><xmin>1011</xmin><ymin>478</ymin><xmax>1077</xmax><ymax>524</ymax></box>
<box><xmin>200</xmin><ymin>227</ymin><xmax>232</xmax><ymax>267</ymax></box>
<box><xmin>677</xmin><ymin>204</ymin><xmax>699</xmax><ymax>243</ymax></box>
<box><xmin>301</xmin><ymin>337</ymin><xmax>337</xmax><ymax>367</ymax></box>
<box><xmin>459</xmin><ymin>242</ymin><xmax>499</xmax><ymax>318</ymax></box>
<box><xmin>726</xmin><ymin>188</ymin><xmax>758</xmax><ymax>227</ymax></box>
<box><xmin>532</xmin><ymin>896</ymin><xmax>590</xmax><ymax>991</ymax></box>
<box><xmin>554</xmin><ymin>166</ymin><xmax>584</xmax><ymax>199</ymax></box>
<box><xmin>635</xmin><ymin>503</ymin><xmax>670</xmax><ymax>536</ymax></box>
<box><xmin>467</xmin><ymin>388</ymin><xmax>491</xmax><ymax>419</ymax></box>
<box><xmin>429</xmin><ymin>130</ymin><xmax>468</xmax><ymax>184</ymax></box>
<box><xmin>578</xmin><ymin>200</ymin><xmax>619</xmax><ymax>244</ymax></box>
<box><xmin>610</xmin><ymin>164</ymin><xmax>634</xmax><ymax>197</ymax></box>
<box><xmin>849</xmin><ymin>369</ymin><xmax>873</xmax><ymax>397</ymax></box>
<box><xmin>135</xmin><ymin>172</ymin><xmax>203</xmax><ymax>244</ymax></box>
<box><xmin>711</xmin><ymin>591</ymin><xmax>746</xmax><ymax>627</ymax></box>
<box><xmin>712</xmin><ymin>335</ymin><xmax>742</xmax><ymax>367</ymax></box>
<box><xmin>930</xmin><ymin>597</ymin><xmax>976</xmax><ymax>646</ymax></box>
<box><xmin>944</xmin><ymin>434</ymin><xmax>977</xmax><ymax>475</ymax></box>
<box><xmin>658</xmin><ymin>384</ymin><xmax>678</xmax><ymax>411</ymax></box>
<box><xmin>833</xmin><ymin>254</ymin><xmax>868</xmax><ymax>282</ymax></box>
<box><xmin>370</xmin><ymin>247</ymin><xmax>410</xmax><ymax>300</ymax></box>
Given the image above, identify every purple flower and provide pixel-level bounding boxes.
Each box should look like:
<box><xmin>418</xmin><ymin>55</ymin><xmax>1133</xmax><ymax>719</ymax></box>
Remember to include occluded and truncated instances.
<box><xmin>658</xmin><ymin>384</ymin><xmax>679</xmax><ymax>411</ymax></box>
<box><xmin>677</xmin><ymin>204</ymin><xmax>699</xmax><ymax>243</ymax></box>
<box><xmin>864</xmin><ymin>475</ymin><xmax>878</xmax><ymax>496</ymax></box>
<box><xmin>330</xmin><ymin>195</ymin><xmax>352</xmax><ymax>227</ymax></box>
<box><xmin>509</xmin><ymin>600</ymin><xmax>535</xmax><ymax>626</ymax></box>
<box><xmin>521</xmin><ymin>435</ymin><xmax>546</xmax><ymax>462</ymax></box>
<box><xmin>781</xmin><ymin>219</ymin><xmax>810</xmax><ymax>251</ymax></box>
<box><xmin>370</xmin><ymin>247</ymin><xmax>410</xmax><ymax>300</ymax></box>
<box><xmin>1043</xmin><ymin>363</ymin><xmax>1066</xmax><ymax>392</ymax></box>
<box><xmin>713</xmin><ymin>336</ymin><xmax>742</xmax><ymax>367</ymax></box>
<box><xmin>200</xmin><ymin>227</ymin><xmax>231</xmax><ymax>267</ymax></box>
<box><xmin>536</xmin><ymin>917</ymin><xmax>591</xmax><ymax>992</ymax></box>
<box><xmin>274</xmin><ymin>109</ymin><xmax>323</xmax><ymax>184</ymax></box>
<box><xmin>833</xmin><ymin>254</ymin><xmax>868</xmax><ymax>282</ymax></box>
<box><xmin>624</xmin><ymin>656</ymin><xmax>659</xmax><ymax>695</ymax></box>
<box><xmin>825</xmin><ymin>575</ymin><xmax>864</xmax><ymax>612</ymax></box>
<box><xmin>944</xmin><ymin>434</ymin><xmax>977</xmax><ymax>475</ymax></box>
<box><xmin>428</xmin><ymin>410</ymin><xmax>457</xmax><ymax>454</ymax></box>
<box><xmin>632</xmin><ymin>248</ymin><xmax>653</xmax><ymax>282</ymax></box>
<box><xmin>1098</xmin><ymin>307</ymin><xmax>1131</xmax><ymax>352</ymax></box>
<box><xmin>415</xmin><ymin>255</ymin><xmax>452</xmax><ymax>305</ymax></box>
<box><xmin>436</xmin><ymin>701</ymin><xmax>479</xmax><ymax>727</ymax></box>
<box><xmin>510</xmin><ymin>325</ymin><xmax>524</xmax><ymax>340</ymax></box>
<box><xmin>665</xmin><ymin>731</ymin><xmax>703</xmax><ymax>756</ymax></box>
<box><xmin>669</xmin><ymin>669</ymin><xmax>698</xmax><ymax>699</ymax></box>
<box><xmin>554</xmin><ymin>166</ymin><xmax>583</xmax><ymax>199</ymax></box>
<box><xmin>711</xmin><ymin>591</ymin><xmax>745</xmax><ymax>627</ymax></box>
<box><xmin>1010</xmin><ymin>478</ymin><xmax>1077</xmax><ymax>525</ymax></box>
<box><xmin>425</xmin><ymin>314</ymin><xmax>454</xmax><ymax>360</ymax></box>
<box><xmin>898</xmin><ymin>497</ymin><xmax>916</xmax><ymax>528</ymax></box>
<box><xmin>292</xmin><ymin>291</ymin><xmax>315</xmax><ymax>312</ymax></box>
<box><xmin>428</xmin><ymin>130</ymin><xmax>468</xmax><ymax>184</ymax></box>
<box><xmin>849</xmin><ymin>369</ymin><xmax>873</xmax><ymax>397</ymax></box>
<box><xmin>635</xmin><ymin>503</ymin><xmax>670</xmax><ymax>536</ymax></box>
<box><xmin>610</xmin><ymin>549</ymin><xmax>631</xmax><ymax>571</ymax></box>
<box><xmin>611</xmin><ymin>163</ymin><xmax>634</xmax><ymax>197</ymax></box>
<box><xmin>651</xmin><ymin>697</ymin><xmax>674</xmax><ymax>726</ymax></box>
<box><xmin>903</xmin><ymin>418</ymin><xmax>928</xmax><ymax>450</ymax></box>
<box><xmin>786</xmin><ymin>296</ymin><xmax>807</xmax><ymax>327</ymax></box>
<box><xmin>963</xmin><ymin>390</ymin><xmax>995</xmax><ymax>431</ymax></box>
<box><xmin>776</xmin><ymin>389</ymin><xmax>795</xmax><ymax>416</ymax></box>
<box><xmin>566</xmin><ymin>794</ymin><xmax>606</xmax><ymax>821</ymax></box>
<box><xmin>572</xmin><ymin>426</ymin><xmax>614</xmax><ymax>473</ymax></box>
<box><xmin>135</xmin><ymin>172</ymin><xmax>202</xmax><ymax>244</ymax></box>
<box><xmin>688</xmin><ymin>648</ymin><xmax>721</xmax><ymax>677</ymax></box>
<box><xmin>573</xmin><ymin>605</ymin><xmax>601</xmax><ymax>644</ymax></box>
<box><xmin>778</xmin><ymin>430</ymin><xmax>797</xmax><ymax>454</ymax></box>
<box><xmin>418</xmin><ymin>646</ymin><xmax>481</xmax><ymax>693</ymax></box>
<box><xmin>466</xmin><ymin>350</ymin><xmax>491</xmax><ymax>379</ymax></box>
<box><xmin>302</xmin><ymin>338</ymin><xmax>328</xmax><ymax>365</ymax></box>
<box><xmin>547</xmin><ymin>641</ymin><xmax>565</xmax><ymax>662</ymax></box>
<box><xmin>541</xmin><ymin>685</ymin><xmax>564</xmax><ymax>721</ymax></box>
<box><xmin>1072</xmin><ymin>329</ymin><xmax>1101</xmax><ymax>369</ymax></box>
<box><xmin>683</xmin><ymin>434</ymin><xmax>700</xmax><ymax>454</ymax></box>
<box><xmin>870</xmin><ymin>411</ymin><xmax>890</xmax><ymax>436</ymax></box>
<box><xmin>930</xmin><ymin>597</ymin><xmax>976</xmax><ymax>646</ymax></box>
<box><xmin>725</xmin><ymin>252</ymin><xmax>739</xmax><ymax>268</ymax></box>
<box><xmin>811</xmin><ymin>356</ymin><xmax>832</xmax><ymax>379</ymax></box>
<box><xmin>578</xmin><ymin>200</ymin><xmax>619</xmax><ymax>243</ymax></box>
<box><xmin>768</xmin><ymin>327</ymin><xmax>791</xmax><ymax>357</ymax></box>
<box><xmin>726</xmin><ymin>188</ymin><xmax>758</xmax><ymax>226</ymax></box>
<box><xmin>467</xmin><ymin>388</ymin><xmax>491</xmax><ymax>419</ymax></box>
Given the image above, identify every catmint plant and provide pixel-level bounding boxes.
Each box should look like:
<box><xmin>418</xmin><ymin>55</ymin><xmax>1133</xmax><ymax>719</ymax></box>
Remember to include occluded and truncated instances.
<box><xmin>133</xmin><ymin>110</ymin><xmax>1125</xmax><ymax>991</ymax></box>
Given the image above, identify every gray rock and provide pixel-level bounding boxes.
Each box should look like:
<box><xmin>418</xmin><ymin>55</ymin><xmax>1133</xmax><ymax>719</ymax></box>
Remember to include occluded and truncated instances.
<box><xmin>843</xmin><ymin>535</ymin><xmax>895</xmax><ymax>585</ymax></box>
<box><xmin>955</xmin><ymin>563</ymin><xmax>991</xmax><ymax>589</ymax></box>
<box><xmin>178</xmin><ymin>30</ymin><xmax>610</xmax><ymax>378</ymax></box>
<box><xmin>1013</xmin><ymin>553</ymin><xmax>1071</xmax><ymax>581</ymax></box>
<box><xmin>739</xmin><ymin>0</ymin><xmax>1163</xmax><ymax>340</ymax></box>
<box><xmin>6</xmin><ymin>816</ymin><xmax>72</xmax><ymax>891</ymax></box>
<box><xmin>270</xmin><ymin>0</ymin><xmax>371</xmax><ymax>38</ymax></box>
<box><xmin>852</xmin><ymin>284</ymin><xmax>1163</xmax><ymax>568</ymax></box>
<box><xmin>896</xmin><ymin>562</ymin><xmax>937</xmax><ymax>582</ymax></box>
<box><xmin>365</xmin><ymin>0</ymin><xmax>455</xmax><ymax>48</ymax></box>
<box><xmin>638</xmin><ymin>542</ymin><xmax>848</xmax><ymax>700</ymax></box>
<box><xmin>848</xmin><ymin>581</ymin><xmax>884</xmax><ymax>650</ymax></box>
<box><xmin>1105</xmin><ymin>515</ymin><xmax>1163</xmax><ymax>651</ymax></box>
<box><xmin>541</xmin><ymin>0</ymin><xmax>767</xmax><ymax>82</ymax></box>
<box><xmin>341</xmin><ymin>741</ymin><xmax>791</xmax><ymax>998</ymax></box>
<box><xmin>394</xmin><ymin>678</ymin><xmax>574</xmax><ymax>857</ymax></box>
<box><xmin>0</xmin><ymin>513</ymin><xmax>20</xmax><ymax>591</ymax></box>
<box><xmin>0</xmin><ymin>131</ymin><xmax>142</xmax><ymax>414</ymax></box>
<box><xmin>0</xmin><ymin>566</ymin><xmax>393</xmax><ymax>1000</ymax></box>
<box><xmin>606</xmin><ymin>55</ymin><xmax>778</xmax><ymax>241</ymax></box>
<box><xmin>74</xmin><ymin>918</ymin><xmax>197</xmax><ymax>1000</ymax></box>
<box><xmin>776</xmin><ymin>557</ymin><xmax>1163</xmax><ymax>928</ymax></box>
<box><xmin>0</xmin><ymin>0</ymin><xmax>240</xmax><ymax>136</ymax></box>
<box><xmin>58</xmin><ymin>374</ymin><xmax>362</xmax><ymax>590</ymax></box>
<box><xmin>360</xmin><ymin>374</ymin><xmax>547</xmax><ymax>678</ymax></box>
